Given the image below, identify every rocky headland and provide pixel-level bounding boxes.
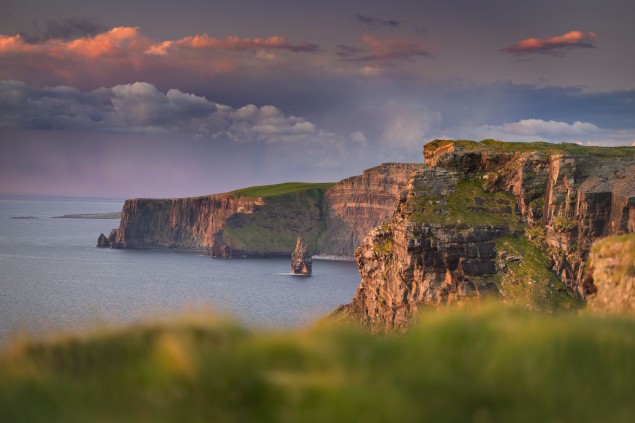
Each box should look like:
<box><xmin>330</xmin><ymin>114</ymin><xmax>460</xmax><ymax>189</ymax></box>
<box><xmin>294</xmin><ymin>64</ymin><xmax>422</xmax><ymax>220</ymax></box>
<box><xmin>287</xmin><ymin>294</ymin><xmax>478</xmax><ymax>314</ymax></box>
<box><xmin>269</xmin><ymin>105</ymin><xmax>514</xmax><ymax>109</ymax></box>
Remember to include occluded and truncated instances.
<box><xmin>339</xmin><ymin>139</ymin><xmax>635</xmax><ymax>330</ymax></box>
<box><xmin>98</xmin><ymin>164</ymin><xmax>420</xmax><ymax>258</ymax></box>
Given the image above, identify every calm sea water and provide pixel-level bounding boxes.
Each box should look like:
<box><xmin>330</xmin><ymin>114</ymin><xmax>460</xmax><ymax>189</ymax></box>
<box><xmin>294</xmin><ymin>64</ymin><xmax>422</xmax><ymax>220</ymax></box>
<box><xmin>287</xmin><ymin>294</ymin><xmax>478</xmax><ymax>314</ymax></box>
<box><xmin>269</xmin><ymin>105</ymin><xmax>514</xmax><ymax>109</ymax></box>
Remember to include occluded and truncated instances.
<box><xmin>0</xmin><ymin>197</ymin><xmax>360</xmax><ymax>343</ymax></box>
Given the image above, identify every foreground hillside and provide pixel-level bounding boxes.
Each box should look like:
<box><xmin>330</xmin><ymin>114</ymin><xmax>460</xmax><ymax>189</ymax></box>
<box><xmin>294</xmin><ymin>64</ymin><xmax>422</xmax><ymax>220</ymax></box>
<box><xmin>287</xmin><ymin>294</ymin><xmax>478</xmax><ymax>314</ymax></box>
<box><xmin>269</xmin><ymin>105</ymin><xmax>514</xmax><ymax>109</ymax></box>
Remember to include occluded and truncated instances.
<box><xmin>1</xmin><ymin>307</ymin><xmax>634</xmax><ymax>423</ymax></box>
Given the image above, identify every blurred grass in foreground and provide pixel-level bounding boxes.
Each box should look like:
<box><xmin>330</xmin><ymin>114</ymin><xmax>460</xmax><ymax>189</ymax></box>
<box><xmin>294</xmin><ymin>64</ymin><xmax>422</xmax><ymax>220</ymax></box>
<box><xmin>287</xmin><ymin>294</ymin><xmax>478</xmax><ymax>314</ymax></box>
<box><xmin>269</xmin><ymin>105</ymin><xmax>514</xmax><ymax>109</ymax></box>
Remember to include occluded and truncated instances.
<box><xmin>1</xmin><ymin>306</ymin><xmax>634</xmax><ymax>423</ymax></box>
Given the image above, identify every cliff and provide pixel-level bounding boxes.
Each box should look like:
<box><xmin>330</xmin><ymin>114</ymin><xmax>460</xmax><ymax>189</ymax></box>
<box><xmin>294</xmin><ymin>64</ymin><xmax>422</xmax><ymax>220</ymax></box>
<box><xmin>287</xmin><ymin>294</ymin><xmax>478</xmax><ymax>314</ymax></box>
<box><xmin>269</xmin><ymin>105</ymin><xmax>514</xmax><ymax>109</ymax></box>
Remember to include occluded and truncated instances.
<box><xmin>318</xmin><ymin>163</ymin><xmax>422</xmax><ymax>256</ymax></box>
<box><xmin>105</xmin><ymin>194</ymin><xmax>261</xmax><ymax>250</ymax></box>
<box><xmin>99</xmin><ymin>165</ymin><xmax>418</xmax><ymax>258</ymax></box>
<box><xmin>585</xmin><ymin>234</ymin><xmax>635</xmax><ymax>314</ymax></box>
<box><xmin>344</xmin><ymin>139</ymin><xmax>635</xmax><ymax>330</ymax></box>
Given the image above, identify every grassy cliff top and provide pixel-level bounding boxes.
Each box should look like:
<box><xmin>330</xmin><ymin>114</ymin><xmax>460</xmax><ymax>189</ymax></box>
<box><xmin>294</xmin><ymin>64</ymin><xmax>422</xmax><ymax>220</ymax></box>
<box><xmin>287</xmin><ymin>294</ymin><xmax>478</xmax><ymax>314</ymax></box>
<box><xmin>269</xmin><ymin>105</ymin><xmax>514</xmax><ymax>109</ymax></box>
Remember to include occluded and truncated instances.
<box><xmin>1</xmin><ymin>306</ymin><xmax>634</xmax><ymax>422</ymax></box>
<box><xmin>230</xmin><ymin>182</ymin><xmax>336</xmax><ymax>199</ymax></box>
<box><xmin>426</xmin><ymin>139</ymin><xmax>635</xmax><ymax>158</ymax></box>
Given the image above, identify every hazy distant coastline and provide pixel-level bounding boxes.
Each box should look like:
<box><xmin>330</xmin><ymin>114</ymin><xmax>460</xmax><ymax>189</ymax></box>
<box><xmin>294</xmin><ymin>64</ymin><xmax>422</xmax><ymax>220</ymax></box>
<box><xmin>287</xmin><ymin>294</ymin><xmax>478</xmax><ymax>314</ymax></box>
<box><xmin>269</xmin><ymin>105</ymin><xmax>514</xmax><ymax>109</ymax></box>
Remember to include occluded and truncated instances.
<box><xmin>54</xmin><ymin>212</ymin><xmax>121</xmax><ymax>219</ymax></box>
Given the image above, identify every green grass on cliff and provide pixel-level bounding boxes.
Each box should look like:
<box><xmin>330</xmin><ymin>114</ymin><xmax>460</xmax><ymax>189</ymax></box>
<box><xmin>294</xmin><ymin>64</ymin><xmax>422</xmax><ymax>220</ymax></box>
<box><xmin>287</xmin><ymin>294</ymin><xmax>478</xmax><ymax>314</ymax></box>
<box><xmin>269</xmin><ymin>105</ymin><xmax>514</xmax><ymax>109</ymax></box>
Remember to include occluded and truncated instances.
<box><xmin>495</xmin><ymin>235</ymin><xmax>582</xmax><ymax>310</ymax></box>
<box><xmin>409</xmin><ymin>178</ymin><xmax>520</xmax><ymax>229</ymax></box>
<box><xmin>2</xmin><ymin>307</ymin><xmax>635</xmax><ymax>423</ymax></box>
<box><xmin>426</xmin><ymin>139</ymin><xmax>635</xmax><ymax>157</ymax></box>
<box><xmin>222</xmin><ymin>187</ymin><xmax>328</xmax><ymax>255</ymax></box>
<box><xmin>230</xmin><ymin>182</ymin><xmax>335</xmax><ymax>199</ymax></box>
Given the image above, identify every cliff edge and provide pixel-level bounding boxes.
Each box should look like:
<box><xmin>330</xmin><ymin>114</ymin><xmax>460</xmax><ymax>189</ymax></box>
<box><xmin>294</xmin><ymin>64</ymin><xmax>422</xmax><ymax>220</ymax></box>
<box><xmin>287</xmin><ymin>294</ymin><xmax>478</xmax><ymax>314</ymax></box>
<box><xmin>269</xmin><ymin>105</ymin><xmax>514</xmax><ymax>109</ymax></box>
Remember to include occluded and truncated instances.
<box><xmin>98</xmin><ymin>164</ymin><xmax>420</xmax><ymax>258</ymax></box>
<box><xmin>343</xmin><ymin>139</ymin><xmax>635</xmax><ymax>330</ymax></box>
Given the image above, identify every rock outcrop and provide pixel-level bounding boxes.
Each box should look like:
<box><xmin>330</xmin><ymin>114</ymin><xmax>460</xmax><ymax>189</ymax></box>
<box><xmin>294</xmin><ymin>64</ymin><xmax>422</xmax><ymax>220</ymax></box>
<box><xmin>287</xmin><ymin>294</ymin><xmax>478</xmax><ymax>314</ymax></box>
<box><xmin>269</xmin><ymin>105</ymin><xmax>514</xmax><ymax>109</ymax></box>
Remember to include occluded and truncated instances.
<box><xmin>585</xmin><ymin>234</ymin><xmax>635</xmax><ymax>314</ymax></box>
<box><xmin>97</xmin><ymin>233</ymin><xmax>110</xmax><ymax>248</ymax></box>
<box><xmin>291</xmin><ymin>236</ymin><xmax>312</xmax><ymax>275</ymax></box>
<box><xmin>99</xmin><ymin>164</ymin><xmax>419</xmax><ymax>258</ymax></box>
<box><xmin>344</xmin><ymin>139</ymin><xmax>635</xmax><ymax>330</ymax></box>
<box><xmin>105</xmin><ymin>194</ymin><xmax>262</xmax><ymax>252</ymax></box>
<box><xmin>319</xmin><ymin>163</ymin><xmax>421</xmax><ymax>256</ymax></box>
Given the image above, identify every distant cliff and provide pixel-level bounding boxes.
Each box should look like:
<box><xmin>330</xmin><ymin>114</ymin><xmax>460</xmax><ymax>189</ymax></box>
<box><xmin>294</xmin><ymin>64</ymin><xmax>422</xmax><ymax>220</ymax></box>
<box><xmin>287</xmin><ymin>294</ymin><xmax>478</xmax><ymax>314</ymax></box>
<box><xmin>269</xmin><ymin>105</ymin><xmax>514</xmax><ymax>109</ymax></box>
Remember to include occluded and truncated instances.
<box><xmin>341</xmin><ymin>140</ymin><xmax>635</xmax><ymax>330</ymax></box>
<box><xmin>319</xmin><ymin>163</ymin><xmax>421</xmax><ymax>255</ymax></box>
<box><xmin>99</xmin><ymin>165</ymin><xmax>419</xmax><ymax>257</ymax></box>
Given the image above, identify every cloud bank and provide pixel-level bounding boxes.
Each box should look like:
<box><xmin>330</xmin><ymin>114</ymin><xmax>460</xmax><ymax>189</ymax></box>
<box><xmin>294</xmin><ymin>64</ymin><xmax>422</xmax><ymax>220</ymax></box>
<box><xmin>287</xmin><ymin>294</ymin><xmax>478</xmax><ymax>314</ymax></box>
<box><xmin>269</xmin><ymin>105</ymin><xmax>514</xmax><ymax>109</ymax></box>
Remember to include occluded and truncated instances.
<box><xmin>0</xmin><ymin>80</ymin><xmax>329</xmax><ymax>143</ymax></box>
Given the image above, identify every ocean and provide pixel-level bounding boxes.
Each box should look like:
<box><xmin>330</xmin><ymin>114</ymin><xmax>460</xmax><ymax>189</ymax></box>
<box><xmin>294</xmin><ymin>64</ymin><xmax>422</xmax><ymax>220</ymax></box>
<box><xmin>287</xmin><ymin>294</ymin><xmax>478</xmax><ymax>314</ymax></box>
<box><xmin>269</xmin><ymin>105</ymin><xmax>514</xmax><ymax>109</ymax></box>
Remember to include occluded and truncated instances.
<box><xmin>0</xmin><ymin>196</ymin><xmax>360</xmax><ymax>343</ymax></box>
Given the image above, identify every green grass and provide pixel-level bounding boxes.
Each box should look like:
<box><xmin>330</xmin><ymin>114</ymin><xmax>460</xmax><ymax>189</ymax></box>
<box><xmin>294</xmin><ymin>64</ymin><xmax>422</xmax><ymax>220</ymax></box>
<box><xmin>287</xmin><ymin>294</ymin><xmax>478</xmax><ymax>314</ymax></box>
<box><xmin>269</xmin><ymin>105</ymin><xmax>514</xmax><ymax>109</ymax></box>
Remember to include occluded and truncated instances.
<box><xmin>495</xmin><ymin>236</ymin><xmax>582</xmax><ymax>310</ymax></box>
<box><xmin>230</xmin><ymin>182</ymin><xmax>335</xmax><ymax>199</ymax></box>
<box><xmin>1</xmin><ymin>306</ymin><xmax>634</xmax><ymax>422</ymax></box>
<box><xmin>409</xmin><ymin>178</ymin><xmax>520</xmax><ymax>229</ymax></box>
<box><xmin>426</xmin><ymin>139</ymin><xmax>635</xmax><ymax>158</ymax></box>
<box><xmin>221</xmin><ymin>188</ymin><xmax>328</xmax><ymax>254</ymax></box>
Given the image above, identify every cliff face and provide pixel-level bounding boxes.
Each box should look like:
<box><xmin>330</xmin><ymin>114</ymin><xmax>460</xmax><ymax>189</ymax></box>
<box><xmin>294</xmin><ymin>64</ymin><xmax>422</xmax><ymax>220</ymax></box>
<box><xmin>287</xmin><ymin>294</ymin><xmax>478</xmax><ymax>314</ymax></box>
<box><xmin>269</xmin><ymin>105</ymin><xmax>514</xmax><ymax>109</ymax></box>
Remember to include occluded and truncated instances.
<box><xmin>346</xmin><ymin>140</ymin><xmax>635</xmax><ymax>330</ymax></box>
<box><xmin>107</xmin><ymin>195</ymin><xmax>261</xmax><ymax>250</ymax></box>
<box><xmin>585</xmin><ymin>234</ymin><xmax>635</xmax><ymax>314</ymax></box>
<box><xmin>319</xmin><ymin>163</ymin><xmax>421</xmax><ymax>256</ymax></box>
<box><xmin>101</xmin><ymin>164</ymin><xmax>418</xmax><ymax>258</ymax></box>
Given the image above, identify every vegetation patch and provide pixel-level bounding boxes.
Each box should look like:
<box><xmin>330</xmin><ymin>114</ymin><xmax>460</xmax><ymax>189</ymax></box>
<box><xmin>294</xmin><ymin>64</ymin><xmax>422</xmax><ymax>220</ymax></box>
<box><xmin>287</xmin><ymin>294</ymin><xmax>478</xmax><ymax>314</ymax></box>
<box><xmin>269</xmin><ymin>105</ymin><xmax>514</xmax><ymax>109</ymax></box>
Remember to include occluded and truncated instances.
<box><xmin>1</xmin><ymin>307</ymin><xmax>634</xmax><ymax>422</ymax></box>
<box><xmin>408</xmin><ymin>177</ymin><xmax>520</xmax><ymax>229</ymax></box>
<box><xmin>495</xmin><ymin>235</ymin><xmax>582</xmax><ymax>310</ymax></box>
<box><xmin>222</xmin><ymin>189</ymin><xmax>328</xmax><ymax>254</ymax></box>
<box><xmin>425</xmin><ymin>139</ymin><xmax>635</xmax><ymax>158</ymax></box>
<box><xmin>230</xmin><ymin>182</ymin><xmax>335</xmax><ymax>199</ymax></box>
<box><xmin>591</xmin><ymin>234</ymin><xmax>635</xmax><ymax>280</ymax></box>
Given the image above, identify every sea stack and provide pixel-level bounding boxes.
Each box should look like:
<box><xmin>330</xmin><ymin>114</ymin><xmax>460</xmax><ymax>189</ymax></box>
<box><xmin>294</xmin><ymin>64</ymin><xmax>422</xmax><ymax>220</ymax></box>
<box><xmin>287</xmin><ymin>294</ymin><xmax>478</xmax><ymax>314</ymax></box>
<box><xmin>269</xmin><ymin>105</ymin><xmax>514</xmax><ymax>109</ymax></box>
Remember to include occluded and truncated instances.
<box><xmin>291</xmin><ymin>236</ymin><xmax>312</xmax><ymax>276</ymax></box>
<box><xmin>97</xmin><ymin>233</ymin><xmax>110</xmax><ymax>248</ymax></box>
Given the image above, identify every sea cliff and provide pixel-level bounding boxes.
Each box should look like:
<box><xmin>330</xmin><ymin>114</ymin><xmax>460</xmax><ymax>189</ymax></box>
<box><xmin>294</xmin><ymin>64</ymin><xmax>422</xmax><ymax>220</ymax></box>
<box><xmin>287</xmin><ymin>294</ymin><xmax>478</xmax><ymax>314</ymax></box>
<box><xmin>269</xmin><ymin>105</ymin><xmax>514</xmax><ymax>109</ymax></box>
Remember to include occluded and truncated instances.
<box><xmin>99</xmin><ymin>165</ymin><xmax>420</xmax><ymax>257</ymax></box>
<box><xmin>341</xmin><ymin>140</ymin><xmax>635</xmax><ymax>330</ymax></box>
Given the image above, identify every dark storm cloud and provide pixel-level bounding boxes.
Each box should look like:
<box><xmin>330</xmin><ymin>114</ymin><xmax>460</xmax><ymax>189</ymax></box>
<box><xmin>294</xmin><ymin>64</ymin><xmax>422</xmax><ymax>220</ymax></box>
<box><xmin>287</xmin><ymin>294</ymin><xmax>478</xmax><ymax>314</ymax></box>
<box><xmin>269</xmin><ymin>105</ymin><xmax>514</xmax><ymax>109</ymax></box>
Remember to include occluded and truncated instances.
<box><xmin>18</xmin><ymin>18</ymin><xmax>106</xmax><ymax>44</ymax></box>
<box><xmin>0</xmin><ymin>80</ymin><xmax>334</xmax><ymax>144</ymax></box>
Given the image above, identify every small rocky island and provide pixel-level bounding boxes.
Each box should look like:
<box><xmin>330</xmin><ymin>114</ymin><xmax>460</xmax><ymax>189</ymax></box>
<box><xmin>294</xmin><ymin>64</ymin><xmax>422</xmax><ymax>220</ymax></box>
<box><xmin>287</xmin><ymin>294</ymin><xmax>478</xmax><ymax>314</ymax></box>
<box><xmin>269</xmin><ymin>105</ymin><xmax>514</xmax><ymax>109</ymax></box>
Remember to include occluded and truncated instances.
<box><xmin>291</xmin><ymin>236</ymin><xmax>312</xmax><ymax>276</ymax></box>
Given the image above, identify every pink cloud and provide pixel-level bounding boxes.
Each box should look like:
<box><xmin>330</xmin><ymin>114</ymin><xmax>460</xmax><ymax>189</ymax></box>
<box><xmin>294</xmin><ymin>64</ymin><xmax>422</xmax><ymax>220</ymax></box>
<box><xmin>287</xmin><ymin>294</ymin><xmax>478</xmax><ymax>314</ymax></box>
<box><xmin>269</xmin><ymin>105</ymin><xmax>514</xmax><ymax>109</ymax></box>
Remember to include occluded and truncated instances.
<box><xmin>0</xmin><ymin>27</ymin><xmax>318</xmax><ymax>89</ymax></box>
<box><xmin>0</xmin><ymin>27</ymin><xmax>146</xmax><ymax>58</ymax></box>
<box><xmin>504</xmin><ymin>30</ymin><xmax>597</xmax><ymax>55</ymax></box>
<box><xmin>145</xmin><ymin>34</ymin><xmax>318</xmax><ymax>55</ymax></box>
<box><xmin>338</xmin><ymin>35</ymin><xmax>430</xmax><ymax>62</ymax></box>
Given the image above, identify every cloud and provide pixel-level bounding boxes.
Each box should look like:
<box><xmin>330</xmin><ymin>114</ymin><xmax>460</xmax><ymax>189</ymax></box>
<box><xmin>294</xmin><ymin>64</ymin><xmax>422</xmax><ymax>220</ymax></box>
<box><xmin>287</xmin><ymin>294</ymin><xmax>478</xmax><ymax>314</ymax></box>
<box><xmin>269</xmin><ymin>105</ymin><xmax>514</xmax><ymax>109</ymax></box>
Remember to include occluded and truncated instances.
<box><xmin>145</xmin><ymin>34</ymin><xmax>319</xmax><ymax>56</ymax></box>
<box><xmin>0</xmin><ymin>26</ymin><xmax>146</xmax><ymax>58</ymax></box>
<box><xmin>503</xmin><ymin>30</ymin><xmax>597</xmax><ymax>55</ymax></box>
<box><xmin>474</xmin><ymin>118</ymin><xmax>635</xmax><ymax>145</ymax></box>
<box><xmin>355</xmin><ymin>14</ymin><xmax>428</xmax><ymax>36</ymax></box>
<box><xmin>18</xmin><ymin>18</ymin><xmax>106</xmax><ymax>44</ymax></box>
<box><xmin>338</xmin><ymin>35</ymin><xmax>430</xmax><ymax>62</ymax></box>
<box><xmin>356</xmin><ymin>14</ymin><xmax>401</xmax><ymax>29</ymax></box>
<box><xmin>0</xmin><ymin>80</ymin><xmax>333</xmax><ymax>144</ymax></box>
<box><xmin>0</xmin><ymin>26</ymin><xmax>320</xmax><ymax>87</ymax></box>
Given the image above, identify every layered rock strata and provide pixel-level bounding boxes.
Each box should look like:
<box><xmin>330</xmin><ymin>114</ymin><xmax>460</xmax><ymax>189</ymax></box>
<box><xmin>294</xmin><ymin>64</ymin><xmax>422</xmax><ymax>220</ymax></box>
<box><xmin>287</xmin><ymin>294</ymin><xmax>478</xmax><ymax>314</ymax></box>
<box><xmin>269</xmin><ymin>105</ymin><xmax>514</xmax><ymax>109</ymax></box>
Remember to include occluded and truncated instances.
<box><xmin>344</xmin><ymin>140</ymin><xmax>635</xmax><ymax>330</ymax></box>
<box><xmin>291</xmin><ymin>236</ymin><xmax>312</xmax><ymax>276</ymax></box>
<box><xmin>319</xmin><ymin>163</ymin><xmax>421</xmax><ymax>256</ymax></box>
<box><xmin>101</xmin><ymin>194</ymin><xmax>261</xmax><ymax>251</ymax></box>
<box><xmin>98</xmin><ymin>163</ymin><xmax>419</xmax><ymax>257</ymax></box>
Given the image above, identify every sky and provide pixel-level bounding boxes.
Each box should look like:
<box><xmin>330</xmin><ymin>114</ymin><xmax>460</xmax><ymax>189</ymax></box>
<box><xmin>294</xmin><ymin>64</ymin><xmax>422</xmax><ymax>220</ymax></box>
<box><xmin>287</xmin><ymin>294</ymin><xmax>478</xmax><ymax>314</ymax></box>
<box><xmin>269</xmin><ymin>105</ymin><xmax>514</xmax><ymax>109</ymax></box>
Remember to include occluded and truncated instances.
<box><xmin>1</xmin><ymin>0</ymin><xmax>634</xmax><ymax>198</ymax></box>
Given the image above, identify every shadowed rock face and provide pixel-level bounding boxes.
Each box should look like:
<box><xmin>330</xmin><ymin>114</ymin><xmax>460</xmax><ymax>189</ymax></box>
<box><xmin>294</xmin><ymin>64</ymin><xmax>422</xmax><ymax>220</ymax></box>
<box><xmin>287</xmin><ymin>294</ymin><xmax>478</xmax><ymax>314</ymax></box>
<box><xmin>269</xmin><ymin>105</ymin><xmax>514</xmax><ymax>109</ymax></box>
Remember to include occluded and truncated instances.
<box><xmin>342</xmin><ymin>140</ymin><xmax>635</xmax><ymax>331</ymax></box>
<box><xmin>291</xmin><ymin>236</ymin><xmax>312</xmax><ymax>276</ymax></box>
<box><xmin>99</xmin><ymin>163</ymin><xmax>419</xmax><ymax>258</ymax></box>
